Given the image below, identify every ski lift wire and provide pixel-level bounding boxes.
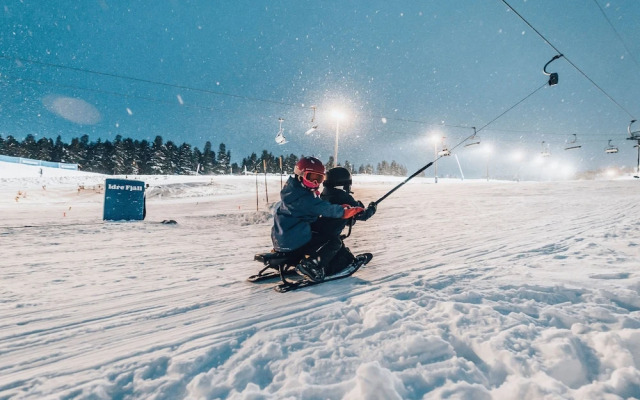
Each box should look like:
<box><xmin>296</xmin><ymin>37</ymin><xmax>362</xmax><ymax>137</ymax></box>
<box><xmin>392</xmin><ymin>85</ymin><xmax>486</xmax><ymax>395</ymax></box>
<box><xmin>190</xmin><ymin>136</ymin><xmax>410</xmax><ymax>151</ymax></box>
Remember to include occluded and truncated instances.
<box><xmin>591</xmin><ymin>0</ymin><xmax>640</xmax><ymax>74</ymax></box>
<box><xmin>376</xmin><ymin>82</ymin><xmax>548</xmax><ymax>206</ymax></box>
<box><xmin>500</xmin><ymin>0</ymin><xmax>636</xmax><ymax>120</ymax></box>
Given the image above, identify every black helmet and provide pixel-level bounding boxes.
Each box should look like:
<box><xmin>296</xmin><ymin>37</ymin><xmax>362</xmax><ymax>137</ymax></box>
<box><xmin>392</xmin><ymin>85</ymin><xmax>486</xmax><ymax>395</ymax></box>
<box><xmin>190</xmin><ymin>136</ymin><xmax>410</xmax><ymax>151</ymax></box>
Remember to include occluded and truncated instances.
<box><xmin>324</xmin><ymin>167</ymin><xmax>352</xmax><ymax>191</ymax></box>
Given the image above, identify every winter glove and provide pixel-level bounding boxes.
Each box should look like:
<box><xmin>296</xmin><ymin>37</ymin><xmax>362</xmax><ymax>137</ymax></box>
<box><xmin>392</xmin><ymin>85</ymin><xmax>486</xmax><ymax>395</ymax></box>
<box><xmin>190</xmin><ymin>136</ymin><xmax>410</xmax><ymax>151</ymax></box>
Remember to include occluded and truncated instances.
<box><xmin>366</xmin><ymin>201</ymin><xmax>377</xmax><ymax>216</ymax></box>
<box><xmin>342</xmin><ymin>204</ymin><xmax>365</xmax><ymax>219</ymax></box>
<box><xmin>356</xmin><ymin>201</ymin><xmax>377</xmax><ymax>221</ymax></box>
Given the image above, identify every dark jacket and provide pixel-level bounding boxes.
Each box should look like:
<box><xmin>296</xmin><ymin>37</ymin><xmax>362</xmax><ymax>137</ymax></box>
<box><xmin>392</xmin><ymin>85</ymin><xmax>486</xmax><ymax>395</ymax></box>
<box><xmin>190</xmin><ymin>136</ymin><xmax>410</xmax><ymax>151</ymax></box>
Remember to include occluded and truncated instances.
<box><xmin>311</xmin><ymin>186</ymin><xmax>373</xmax><ymax>239</ymax></box>
<box><xmin>271</xmin><ymin>176</ymin><xmax>345</xmax><ymax>251</ymax></box>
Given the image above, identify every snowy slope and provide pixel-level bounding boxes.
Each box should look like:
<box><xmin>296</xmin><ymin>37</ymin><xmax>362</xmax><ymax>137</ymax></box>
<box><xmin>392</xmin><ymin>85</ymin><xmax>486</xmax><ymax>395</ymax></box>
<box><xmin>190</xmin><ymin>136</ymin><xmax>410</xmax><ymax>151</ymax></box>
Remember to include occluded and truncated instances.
<box><xmin>1</xmin><ymin>162</ymin><xmax>640</xmax><ymax>399</ymax></box>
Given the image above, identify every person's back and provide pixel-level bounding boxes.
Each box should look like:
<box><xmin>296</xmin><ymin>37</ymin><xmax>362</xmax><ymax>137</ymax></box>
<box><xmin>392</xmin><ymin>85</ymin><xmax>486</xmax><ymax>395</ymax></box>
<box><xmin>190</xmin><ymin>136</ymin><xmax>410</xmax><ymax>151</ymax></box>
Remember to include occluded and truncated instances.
<box><xmin>271</xmin><ymin>175</ymin><xmax>344</xmax><ymax>251</ymax></box>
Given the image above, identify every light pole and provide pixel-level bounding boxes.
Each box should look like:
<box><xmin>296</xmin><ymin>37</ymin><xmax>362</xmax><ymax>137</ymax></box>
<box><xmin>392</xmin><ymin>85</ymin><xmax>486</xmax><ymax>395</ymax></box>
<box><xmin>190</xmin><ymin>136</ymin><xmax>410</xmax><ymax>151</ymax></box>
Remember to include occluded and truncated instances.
<box><xmin>484</xmin><ymin>143</ymin><xmax>493</xmax><ymax>181</ymax></box>
<box><xmin>431</xmin><ymin>135</ymin><xmax>439</xmax><ymax>183</ymax></box>
<box><xmin>332</xmin><ymin>110</ymin><xmax>345</xmax><ymax>166</ymax></box>
<box><xmin>511</xmin><ymin>150</ymin><xmax>523</xmax><ymax>181</ymax></box>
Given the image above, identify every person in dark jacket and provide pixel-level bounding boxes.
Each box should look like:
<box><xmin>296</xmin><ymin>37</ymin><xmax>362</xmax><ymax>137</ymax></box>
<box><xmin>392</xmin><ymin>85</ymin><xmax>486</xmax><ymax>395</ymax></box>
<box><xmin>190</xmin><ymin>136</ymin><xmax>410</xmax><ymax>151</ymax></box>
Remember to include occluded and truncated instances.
<box><xmin>311</xmin><ymin>167</ymin><xmax>376</xmax><ymax>275</ymax></box>
<box><xmin>271</xmin><ymin>157</ymin><xmax>364</xmax><ymax>282</ymax></box>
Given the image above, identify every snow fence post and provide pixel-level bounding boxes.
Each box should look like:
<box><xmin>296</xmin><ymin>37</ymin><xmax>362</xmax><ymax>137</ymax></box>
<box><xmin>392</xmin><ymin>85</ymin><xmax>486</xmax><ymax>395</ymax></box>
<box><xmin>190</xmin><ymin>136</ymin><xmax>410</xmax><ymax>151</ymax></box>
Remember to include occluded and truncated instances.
<box><xmin>103</xmin><ymin>178</ymin><xmax>146</xmax><ymax>221</ymax></box>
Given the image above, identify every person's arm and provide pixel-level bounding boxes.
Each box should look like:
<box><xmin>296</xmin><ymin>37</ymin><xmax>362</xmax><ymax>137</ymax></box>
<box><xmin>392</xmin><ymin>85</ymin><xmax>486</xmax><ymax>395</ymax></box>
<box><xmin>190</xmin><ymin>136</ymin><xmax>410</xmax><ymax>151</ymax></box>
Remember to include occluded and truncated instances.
<box><xmin>355</xmin><ymin>201</ymin><xmax>377</xmax><ymax>221</ymax></box>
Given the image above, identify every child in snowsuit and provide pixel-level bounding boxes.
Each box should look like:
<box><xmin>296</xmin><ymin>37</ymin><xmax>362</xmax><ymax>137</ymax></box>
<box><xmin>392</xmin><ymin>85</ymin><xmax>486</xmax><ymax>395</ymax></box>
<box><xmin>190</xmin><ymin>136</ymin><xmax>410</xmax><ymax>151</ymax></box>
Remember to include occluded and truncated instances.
<box><xmin>271</xmin><ymin>157</ymin><xmax>364</xmax><ymax>282</ymax></box>
<box><xmin>310</xmin><ymin>167</ymin><xmax>376</xmax><ymax>275</ymax></box>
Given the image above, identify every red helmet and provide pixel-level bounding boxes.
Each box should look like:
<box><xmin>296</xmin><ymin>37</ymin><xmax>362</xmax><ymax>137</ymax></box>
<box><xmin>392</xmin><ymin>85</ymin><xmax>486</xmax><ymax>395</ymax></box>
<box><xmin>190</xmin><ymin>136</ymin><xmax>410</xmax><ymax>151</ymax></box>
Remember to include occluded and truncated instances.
<box><xmin>294</xmin><ymin>156</ymin><xmax>325</xmax><ymax>189</ymax></box>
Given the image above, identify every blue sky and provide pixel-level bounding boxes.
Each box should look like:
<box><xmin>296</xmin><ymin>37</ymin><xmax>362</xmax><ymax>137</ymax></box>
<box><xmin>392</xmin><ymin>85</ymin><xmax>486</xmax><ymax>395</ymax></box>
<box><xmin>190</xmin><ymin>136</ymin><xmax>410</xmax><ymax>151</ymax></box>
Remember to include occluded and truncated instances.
<box><xmin>2</xmin><ymin>0</ymin><xmax>640</xmax><ymax>179</ymax></box>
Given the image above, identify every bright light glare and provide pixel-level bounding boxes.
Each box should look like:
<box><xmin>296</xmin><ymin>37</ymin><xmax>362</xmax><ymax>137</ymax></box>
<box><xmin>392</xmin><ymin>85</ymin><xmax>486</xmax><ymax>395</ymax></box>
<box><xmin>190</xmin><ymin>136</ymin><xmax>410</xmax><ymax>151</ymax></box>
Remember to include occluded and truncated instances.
<box><xmin>332</xmin><ymin>110</ymin><xmax>346</xmax><ymax>121</ymax></box>
<box><xmin>560</xmin><ymin>163</ymin><xmax>574</xmax><ymax>178</ymax></box>
<box><xmin>532</xmin><ymin>155</ymin><xmax>544</xmax><ymax>165</ymax></box>
<box><xmin>511</xmin><ymin>150</ymin><xmax>524</xmax><ymax>162</ymax></box>
<box><xmin>606</xmin><ymin>169</ymin><xmax>618</xmax><ymax>177</ymax></box>
<box><xmin>431</xmin><ymin>134</ymin><xmax>440</xmax><ymax>143</ymax></box>
<box><xmin>484</xmin><ymin>143</ymin><xmax>493</xmax><ymax>154</ymax></box>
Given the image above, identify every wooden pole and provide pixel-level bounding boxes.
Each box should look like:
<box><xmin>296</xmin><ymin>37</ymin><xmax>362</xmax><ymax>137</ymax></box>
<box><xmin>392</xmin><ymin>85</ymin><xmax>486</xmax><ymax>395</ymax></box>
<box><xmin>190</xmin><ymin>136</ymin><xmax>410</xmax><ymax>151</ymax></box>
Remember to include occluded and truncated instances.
<box><xmin>279</xmin><ymin>156</ymin><xmax>283</xmax><ymax>189</ymax></box>
<box><xmin>263</xmin><ymin>159</ymin><xmax>269</xmax><ymax>204</ymax></box>
<box><xmin>255</xmin><ymin>167</ymin><xmax>259</xmax><ymax>211</ymax></box>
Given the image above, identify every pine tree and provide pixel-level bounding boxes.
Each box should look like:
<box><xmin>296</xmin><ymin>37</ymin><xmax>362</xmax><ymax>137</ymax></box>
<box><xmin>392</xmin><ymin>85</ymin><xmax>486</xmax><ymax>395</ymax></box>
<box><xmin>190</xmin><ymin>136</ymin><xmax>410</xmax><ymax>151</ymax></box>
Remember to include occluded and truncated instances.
<box><xmin>22</xmin><ymin>134</ymin><xmax>38</xmax><ymax>158</ymax></box>
<box><xmin>242</xmin><ymin>152</ymin><xmax>259</xmax><ymax>173</ymax></box>
<box><xmin>325</xmin><ymin>156</ymin><xmax>335</xmax><ymax>170</ymax></box>
<box><xmin>52</xmin><ymin>136</ymin><xmax>64</xmax><ymax>162</ymax></box>
<box><xmin>201</xmin><ymin>141</ymin><xmax>216</xmax><ymax>174</ymax></box>
<box><xmin>343</xmin><ymin>160</ymin><xmax>353</xmax><ymax>173</ymax></box>
<box><xmin>377</xmin><ymin>160</ymin><xmax>390</xmax><ymax>175</ymax></box>
<box><xmin>150</xmin><ymin>136</ymin><xmax>167</xmax><ymax>174</ymax></box>
<box><xmin>165</xmin><ymin>141</ymin><xmax>179</xmax><ymax>174</ymax></box>
<box><xmin>137</xmin><ymin>139</ymin><xmax>153</xmax><ymax>174</ymax></box>
<box><xmin>3</xmin><ymin>135</ymin><xmax>20</xmax><ymax>157</ymax></box>
<box><xmin>112</xmin><ymin>135</ymin><xmax>127</xmax><ymax>173</ymax></box>
<box><xmin>216</xmin><ymin>143</ymin><xmax>230</xmax><ymax>174</ymax></box>
<box><xmin>177</xmin><ymin>142</ymin><xmax>194</xmax><ymax>174</ymax></box>
<box><xmin>35</xmin><ymin>137</ymin><xmax>53</xmax><ymax>161</ymax></box>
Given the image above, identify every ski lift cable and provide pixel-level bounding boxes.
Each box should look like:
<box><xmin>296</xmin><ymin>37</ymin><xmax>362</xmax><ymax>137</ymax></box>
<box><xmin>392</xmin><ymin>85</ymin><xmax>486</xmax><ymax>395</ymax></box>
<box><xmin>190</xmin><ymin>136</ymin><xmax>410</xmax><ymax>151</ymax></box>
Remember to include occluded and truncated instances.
<box><xmin>374</xmin><ymin>75</ymin><xmax>555</xmax><ymax>206</ymax></box>
<box><xmin>591</xmin><ymin>0</ymin><xmax>640</xmax><ymax>75</ymax></box>
<box><xmin>474</xmin><ymin>82</ymin><xmax>548</xmax><ymax>136</ymax></box>
<box><xmin>0</xmin><ymin>56</ymin><xmax>492</xmax><ymax>132</ymax></box>
<box><xmin>500</xmin><ymin>0</ymin><xmax>637</xmax><ymax>120</ymax></box>
<box><xmin>6</xmin><ymin>55</ymin><xmax>631</xmax><ymax>141</ymax></box>
<box><xmin>2</xmin><ymin>73</ymin><xmax>219</xmax><ymax>112</ymax></box>
<box><xmin>1</xmin><ymin>55</ymin><xmax>301</xmax><ymax>109</ymax></box>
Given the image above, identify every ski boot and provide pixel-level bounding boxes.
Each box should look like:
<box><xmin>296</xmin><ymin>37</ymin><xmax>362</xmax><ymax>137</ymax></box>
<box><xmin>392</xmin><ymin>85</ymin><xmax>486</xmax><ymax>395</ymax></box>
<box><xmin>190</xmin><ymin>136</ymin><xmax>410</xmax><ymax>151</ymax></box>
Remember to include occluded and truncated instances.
<box><xmin>295</xmin><ymin>257</ymin><xmax>325</xmax><ymax>282</ymax></box>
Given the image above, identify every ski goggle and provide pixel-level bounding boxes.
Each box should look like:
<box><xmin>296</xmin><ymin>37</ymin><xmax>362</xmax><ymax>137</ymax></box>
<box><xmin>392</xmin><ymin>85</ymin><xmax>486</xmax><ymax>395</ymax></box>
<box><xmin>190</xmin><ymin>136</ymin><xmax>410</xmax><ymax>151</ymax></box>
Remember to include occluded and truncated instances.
<box><xmin>301</xmin><ymin>171</ymin><xmax>325</xmax><ymax>188</ymax></box>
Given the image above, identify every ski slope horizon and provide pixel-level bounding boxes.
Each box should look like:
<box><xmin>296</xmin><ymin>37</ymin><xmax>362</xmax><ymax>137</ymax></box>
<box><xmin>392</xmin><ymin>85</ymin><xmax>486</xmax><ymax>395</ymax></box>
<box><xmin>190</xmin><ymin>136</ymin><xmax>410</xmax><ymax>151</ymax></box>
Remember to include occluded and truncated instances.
<box><xmin>1</xmin><ymin>161</ymin><xmax>640</xmax><ymax>399</ymax></box>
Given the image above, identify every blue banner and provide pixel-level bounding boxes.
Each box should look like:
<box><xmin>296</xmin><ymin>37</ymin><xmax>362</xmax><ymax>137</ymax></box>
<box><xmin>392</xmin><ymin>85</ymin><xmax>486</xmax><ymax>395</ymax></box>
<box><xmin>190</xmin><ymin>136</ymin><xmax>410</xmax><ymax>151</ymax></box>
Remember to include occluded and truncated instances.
<box><xmin>0</xmin><ymin>154</ymin><xmax>78</xmax><ymax>170</ymax></box>
<box><xmin>103</xmin><ymin>179</ymin><xmax>146</xmax><ymax>221</ymax></box>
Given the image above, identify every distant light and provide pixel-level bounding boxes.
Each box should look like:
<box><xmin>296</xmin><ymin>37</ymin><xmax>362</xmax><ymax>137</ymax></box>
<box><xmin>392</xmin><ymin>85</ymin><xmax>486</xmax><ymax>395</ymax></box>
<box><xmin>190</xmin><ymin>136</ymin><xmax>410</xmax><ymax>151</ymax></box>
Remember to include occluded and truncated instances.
<box><xmin>532</xmin><ymin>155</ymin><xmax>544</xmax><ymax>166</ymax></box>
<box><xmin>511</xmin><ymin>150</ymin><xmax>524</xmax><ymax>162</ymax></box>
<box><xmin>484</xmin><ymin>143</ymin><xmax>493</xmax><ymax>154</ymax></box>
<box><xmin>560</xmin><ymin>164</ymin><xmax>575</xmax><ymax>179</ymax></box>
<box><xmin>177</xmin><ymin>94</ymin><xmax>184</xmax><ymax>105</ymax></box>
<box><xmin>381</xmin><ymin>117</ymin><xmax>387</xmax><ymax>124</ymax></box>
<box><xmin>332</xmin><ymin>110</ymin><xmax>346</xmax><ymax>121</ymax></box>
<box><xmin>606</xmin><ymin>169</ymin><xmax>618</xmax><ymax>178</ymax></box>
<box><xmin>127</xmin><ymin>108</ymin><xmax>133</xmax><ymax>115</ymax></box>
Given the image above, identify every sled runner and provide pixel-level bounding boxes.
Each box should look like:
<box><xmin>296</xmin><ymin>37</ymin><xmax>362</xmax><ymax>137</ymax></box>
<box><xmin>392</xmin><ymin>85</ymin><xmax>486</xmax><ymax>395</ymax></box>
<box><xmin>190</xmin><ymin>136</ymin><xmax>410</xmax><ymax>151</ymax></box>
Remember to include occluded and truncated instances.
<box><xmin>250</xmin><ymin>249</ymin><xmax>372</xmax><ymax>292</ymax></box>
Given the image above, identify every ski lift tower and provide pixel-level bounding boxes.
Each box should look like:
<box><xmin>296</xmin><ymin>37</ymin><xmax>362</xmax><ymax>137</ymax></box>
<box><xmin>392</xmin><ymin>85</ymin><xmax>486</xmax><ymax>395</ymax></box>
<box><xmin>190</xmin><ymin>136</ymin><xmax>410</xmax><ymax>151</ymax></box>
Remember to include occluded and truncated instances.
<box><xmin>627</xmin><ymin>120</ymin><xmax>640</xmax><ymax>177</ymax></box>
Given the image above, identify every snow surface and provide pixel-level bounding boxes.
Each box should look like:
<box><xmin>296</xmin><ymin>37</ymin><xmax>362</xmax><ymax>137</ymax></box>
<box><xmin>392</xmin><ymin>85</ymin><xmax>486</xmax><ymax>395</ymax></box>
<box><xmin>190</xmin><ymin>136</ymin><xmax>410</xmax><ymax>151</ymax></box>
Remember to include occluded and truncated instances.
<box><xmin>1</xmin><ymin>161</ymin><xmax>640</xmax><ymax>399</ymax></box>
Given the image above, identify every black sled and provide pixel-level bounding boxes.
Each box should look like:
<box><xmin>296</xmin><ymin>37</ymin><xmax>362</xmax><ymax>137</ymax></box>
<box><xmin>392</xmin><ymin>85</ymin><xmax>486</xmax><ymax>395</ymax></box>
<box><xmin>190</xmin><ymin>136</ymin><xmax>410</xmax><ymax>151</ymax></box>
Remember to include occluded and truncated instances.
<box><xmin>251</xmin><ymin>223</ymin><xmax>372</xmax><ymax>292</ymax></box>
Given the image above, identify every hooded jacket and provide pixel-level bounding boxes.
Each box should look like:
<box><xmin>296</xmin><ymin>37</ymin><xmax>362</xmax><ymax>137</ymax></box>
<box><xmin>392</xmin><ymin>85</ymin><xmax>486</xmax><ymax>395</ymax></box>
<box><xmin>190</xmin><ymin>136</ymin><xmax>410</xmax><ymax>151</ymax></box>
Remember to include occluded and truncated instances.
<box><xmin>271</xmin><ymin>176</ymin><xmax>345</xmax><ymax>251</ymax></box>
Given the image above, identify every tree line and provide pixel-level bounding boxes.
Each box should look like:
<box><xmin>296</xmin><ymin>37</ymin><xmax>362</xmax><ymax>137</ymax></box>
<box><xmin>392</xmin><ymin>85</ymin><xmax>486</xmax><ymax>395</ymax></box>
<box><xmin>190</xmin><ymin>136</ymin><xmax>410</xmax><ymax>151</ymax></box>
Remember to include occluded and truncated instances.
<box><xmin>0</xmin><ymin>133</ymin><xmax>408</xmax><ymax>177</ymax></box>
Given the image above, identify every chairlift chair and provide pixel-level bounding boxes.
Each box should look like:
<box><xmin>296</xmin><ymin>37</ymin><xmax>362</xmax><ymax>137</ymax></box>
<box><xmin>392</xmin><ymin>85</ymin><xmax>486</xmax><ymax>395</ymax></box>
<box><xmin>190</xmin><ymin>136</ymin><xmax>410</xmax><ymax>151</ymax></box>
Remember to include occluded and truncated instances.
<box><xmin>305</xmin><ymin>106</ymin><xmax>318</xmax><ymax>135</ymax></box>
<box><xmin>464</xmin><ymin>127</ymin><xmax>481</xmax><ymax>147</ymax></box>
<box><xmin>541</xmin><ymin>141</ymin><xmax>551</xmax><ymax>157</ymax></box>
<box><xmin>564</xmin><ymin>134</ymin><xmax>581</xmax><ymax>150</ymax></box>
<box><xmin>438</xmin><ymin>137</ymin><xmax>451</xmax><ymax>156</ymax></box>
<box><xmin>627</xmin><ymin>120</ymin><xmax>640</xmax><ymax>177</ymax></box>
<box><xmin>605</xmin><ymin>139</ymin><xmax>618</xmax><ymax>154</ymax></box>
<box><xmin>543</xmin><ymin>54</ymin><xmax>563</xmax><ymax>86</ymax></box>
<box><xmin>275</xmin><ymin>117</ymin><xmax>287</xmax><ymax>144</ymax></box>
<box><xmin>628</xmin><ymin>120</ymin><xmax>640</xmax><ymax>140</ymax></box>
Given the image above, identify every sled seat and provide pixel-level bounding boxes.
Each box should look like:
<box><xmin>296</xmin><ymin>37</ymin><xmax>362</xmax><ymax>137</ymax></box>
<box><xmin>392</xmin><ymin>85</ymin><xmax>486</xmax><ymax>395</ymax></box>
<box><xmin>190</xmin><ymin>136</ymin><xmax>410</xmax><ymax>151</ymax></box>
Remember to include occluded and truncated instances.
<box><xmin>254</xmin><ymin>251</ymin><xmax>298</xmax><ymax>267</ymax></box>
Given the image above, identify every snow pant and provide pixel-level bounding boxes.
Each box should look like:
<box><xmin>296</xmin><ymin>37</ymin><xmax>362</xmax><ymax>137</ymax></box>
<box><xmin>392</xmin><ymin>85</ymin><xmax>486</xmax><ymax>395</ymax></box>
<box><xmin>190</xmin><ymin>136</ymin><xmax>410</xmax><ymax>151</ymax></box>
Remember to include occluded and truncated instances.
<box><xmin>324</xmin><ymin>244</ymin><xmax>357</xmax><ymax>276</ymax></box>
<box><xmin>295</xmin><ymin>235</ymin><xmax>356</xmax><ymax>275</ymax></box>
<box><xmin>296</xmin><ymin>234</ymin><xmax>342</xmax><ymax>271</ymax></box>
